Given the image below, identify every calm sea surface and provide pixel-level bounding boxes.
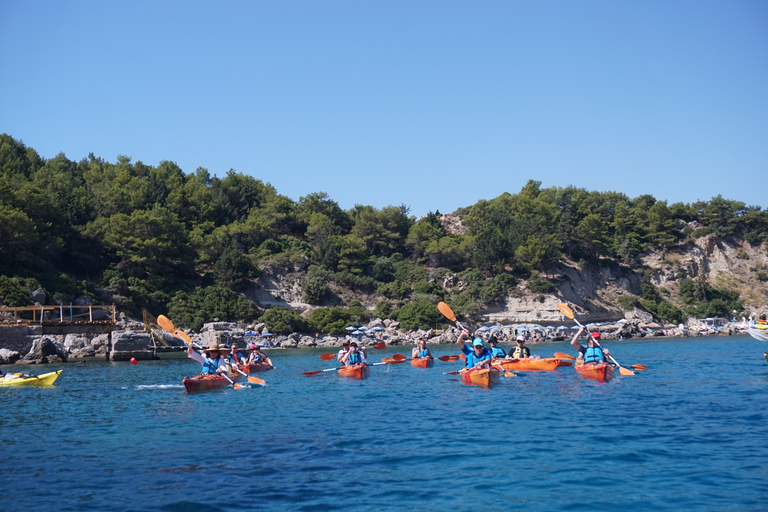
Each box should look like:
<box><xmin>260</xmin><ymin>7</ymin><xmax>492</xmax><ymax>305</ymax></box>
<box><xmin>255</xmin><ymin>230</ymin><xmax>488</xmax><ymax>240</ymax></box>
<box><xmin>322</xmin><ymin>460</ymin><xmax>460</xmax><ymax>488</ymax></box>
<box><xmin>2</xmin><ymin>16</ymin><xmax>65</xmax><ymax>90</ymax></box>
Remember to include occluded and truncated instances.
<box><xmin>1</xmin><ymin>335</ymin><xmax>767</xmax><ymax>511</ymax></box>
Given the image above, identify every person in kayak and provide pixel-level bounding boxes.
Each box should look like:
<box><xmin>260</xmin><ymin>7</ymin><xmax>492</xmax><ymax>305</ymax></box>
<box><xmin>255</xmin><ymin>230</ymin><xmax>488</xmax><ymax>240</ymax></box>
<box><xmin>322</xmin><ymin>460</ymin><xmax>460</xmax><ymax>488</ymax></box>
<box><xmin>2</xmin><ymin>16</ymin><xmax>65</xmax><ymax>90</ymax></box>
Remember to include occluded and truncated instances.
<box><xmin>228</xmin><ymin>343</ymin><xmax>245</xmax><ymax>365</ymax></box>
<box><xmin>341</xmin><ymin>342</ymin><xmax>367</xmax><ymax>366</ymax></box>
<box><xmin>570</xmin><ymin>326</ymin><xmax>610</xmax><ymax>363</ymax></box>
<box><xmin>509</xmin><ymin>335</ymin><xmax>541</xmax><ymax>359</ymax></box>
<box><xmin>247</xmin><ymin>345</ymin><xmax>273</xmax><ymax>367</ymax></box>
<box><xmin>457</xmin><ymin>329</ymin><xmax>492</xmax><ymax>369</ymax></box>
<box><xmin>412</xmin><ymin>336</ymin><xmax>434</xmax><ymax>360</ymax></box>
<box><xmin>336</xmin><ymin>340</ymin><xmax>351</xmax><ymax>364</ymax></box>
<box><xmin>488</xmin><ymin>335</ymin><xmax>506</xmax><ymax>359</ymax></box>
<box><xmin>187</xmin><ymin>342</ymin><xmax>231</xmax><ymax>377</ymax></box>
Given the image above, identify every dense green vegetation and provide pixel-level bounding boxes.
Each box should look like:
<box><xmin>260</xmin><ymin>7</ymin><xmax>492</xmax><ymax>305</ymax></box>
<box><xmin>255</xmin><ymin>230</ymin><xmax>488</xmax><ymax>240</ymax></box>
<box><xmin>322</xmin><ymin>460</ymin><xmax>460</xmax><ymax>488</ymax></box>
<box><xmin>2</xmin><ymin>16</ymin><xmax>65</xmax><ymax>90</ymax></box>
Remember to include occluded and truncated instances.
<box><xmin>1</xmin><ymin>134</ymin><xmax>763</xmax><ymax>330</ymax></box>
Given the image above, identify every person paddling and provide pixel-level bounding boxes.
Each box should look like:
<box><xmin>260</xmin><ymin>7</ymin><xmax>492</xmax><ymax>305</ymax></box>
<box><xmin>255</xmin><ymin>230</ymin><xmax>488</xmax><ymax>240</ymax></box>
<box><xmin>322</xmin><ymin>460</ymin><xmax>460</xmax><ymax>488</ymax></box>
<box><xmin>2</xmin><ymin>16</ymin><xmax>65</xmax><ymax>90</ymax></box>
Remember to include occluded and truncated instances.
<box><xmin>457</xmin><ymin>329</ymin><xmax>492</xmax><ymax>370</ymax></box>
<box><xmin>488</xmin><ymin>335</ymin><xmax>506</xmax><ymax>359</ymax></box>
<box><xmin>412</xmin><ymin>337</ymin><xmax>434</xmax><ymax>360</ymax></box>
<box><xmin>228</xmin><ymin>343</ymin><xmax>245</xmax><ymax>365</ymax></box>
<box><xmin>247</xmin><ymin>344</ymin><xmax>273</xmax><ymax>368</ymax></box>
<box><xmin>188</xmin><ymin>342</ymin><xmax>231</xmax><ymax>377</ymax></box>
<box><xmin>341</xmin><ymin>341</ymin><xmax>367</xmax><ymax>366</ymax></box>
<box><xmin>570</xmin><ymin>326</ymin><xmax>610</xmax><ymax>363</ymax></box>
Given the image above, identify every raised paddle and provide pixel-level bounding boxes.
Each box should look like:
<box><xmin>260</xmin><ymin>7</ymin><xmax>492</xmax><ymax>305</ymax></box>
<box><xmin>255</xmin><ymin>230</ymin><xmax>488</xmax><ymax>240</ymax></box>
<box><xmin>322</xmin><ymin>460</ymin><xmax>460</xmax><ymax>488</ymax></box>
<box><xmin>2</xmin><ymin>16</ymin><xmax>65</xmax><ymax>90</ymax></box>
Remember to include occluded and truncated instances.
<box><xmin>437</xmin><ymin>302</ymin><xmax>466</xmax><ymax>330</ymax></box>
<box><xmin>157</xmin><ymin>314</ymin><xmax>176</xmax><ymax>333</ymax></box>
<box><xmin>558</xmin><ymin>303</ymin><xmax>635</xmax><ymax>376</ymax></box>
<box><xmin>320</xmin><ymin>352</ymin><xmax>336</xmax><ymax>361</ymax></box>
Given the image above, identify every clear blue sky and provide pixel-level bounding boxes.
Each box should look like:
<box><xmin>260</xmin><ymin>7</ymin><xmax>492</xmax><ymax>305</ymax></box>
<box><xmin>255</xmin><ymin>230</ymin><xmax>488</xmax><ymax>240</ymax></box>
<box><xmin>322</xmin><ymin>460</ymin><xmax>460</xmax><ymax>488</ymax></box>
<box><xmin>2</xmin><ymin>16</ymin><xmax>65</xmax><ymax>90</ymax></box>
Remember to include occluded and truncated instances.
<box><xmin>2</xmin><ymin>0</ymin><xmax>766</xmax><ymax>217</ymax></box>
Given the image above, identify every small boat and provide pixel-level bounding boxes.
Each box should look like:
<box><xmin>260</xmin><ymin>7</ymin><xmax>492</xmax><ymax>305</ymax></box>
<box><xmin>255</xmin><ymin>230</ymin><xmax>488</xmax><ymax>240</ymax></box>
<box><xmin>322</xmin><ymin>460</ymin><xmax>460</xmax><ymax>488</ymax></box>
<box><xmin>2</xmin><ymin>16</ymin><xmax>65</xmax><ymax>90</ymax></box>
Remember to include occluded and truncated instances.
<box><xmin>338</xmin><ymin>364</ymin><xmax>369</xmax><ymax>379</ymax></box>
<box><xmin>495</xmin><ymin>358</ymin><xmax>560</xmax><ymax>371</ymax></box>
<box><xmin>410</xmin><ymin>357</ymin><xmax>435</xmax><ymax>368</ymax></box>
<box><xmin>0</xmin><ymin>370</ymin><xmax>62</xmax><ymax>387</ymax></box>
<box><xmin>748</xmin><ymin>325</ymin><xmax>768</xmax><ymax>342</ymax></box>
<box><xmin>574</xmin><ymin>360</ymin><xmax>613</xmax><ymax>382</ymax></box>
<box><xmin>182</xmin><ymin>373</ymin><xmax>241</xmax><ymax>393</ymax></box>
<box><xmin>460</xmin><ymin>368</ymin><xmax>500</xmax><ymax>388</ymax></box>
<box><xmin>241</xmin><ymin>362</ymin><xmax>273</xmax><ymax>373</ymax></box>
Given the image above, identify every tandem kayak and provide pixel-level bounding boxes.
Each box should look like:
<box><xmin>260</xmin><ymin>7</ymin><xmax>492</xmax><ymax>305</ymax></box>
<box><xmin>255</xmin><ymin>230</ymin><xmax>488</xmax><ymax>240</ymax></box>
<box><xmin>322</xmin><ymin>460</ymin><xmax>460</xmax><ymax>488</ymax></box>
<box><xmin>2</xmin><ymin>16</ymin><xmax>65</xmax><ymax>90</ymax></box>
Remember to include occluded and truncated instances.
<box><xmin>574</xmin><ymin>360</ymin><xmax>613</xmax><ymax>382</ymax></box>
<box><xmin>182</xmin><ymin>373</ymin><xmax>240</xmax><ymax>393</ymax></box>
<box><xmin>338</xmin><ymin>364</ymin><xmax>369</xmax><ymax>379</ymax></box>
<box><xmin>241</xmin><ymin>362</ymin><xmax>273</xmax><ymax>373</ymax></box>
<box><xmin>495</xmin><ymin>358</ymin><xmax>560</xmax><ymax>371</ymax></box>
<box><xmin>0</xmin><ymin>370</ymin><xmax>62</xmax><ymax>387</ymax></box>
<box><xmin>460</xmin><ymin>368</ymin><xmax>500</xmax><ymax>388</ymax></box>
<box><xmin>410</xmin><ymin>357</ymin><xmax>435</xmax><ymax>368</ymax></box>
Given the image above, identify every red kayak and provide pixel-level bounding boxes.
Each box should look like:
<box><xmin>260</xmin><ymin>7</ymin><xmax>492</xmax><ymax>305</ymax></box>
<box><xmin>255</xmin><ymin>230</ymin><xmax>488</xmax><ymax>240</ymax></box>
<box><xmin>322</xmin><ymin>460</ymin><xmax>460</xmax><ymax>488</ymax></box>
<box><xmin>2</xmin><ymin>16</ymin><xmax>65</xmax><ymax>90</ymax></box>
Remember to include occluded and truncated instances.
<box><xmin>460</xmin><ymin>368</ymin><xmax>500</xmax><ymax>388</ymax></box>
<box><xmin>241</xmin><ymin>362</ymin><xmax>273</xmax><ymax>373</ymax></box>
<box><xmin>410</xmin><ymin>357</ymin><xmax>434</xmax><ymax>368</ymax></box>
<box><xmin>574</xmin><ymin>360</ymin><xmax>614</xmax><ymax>382</ymax></box>
<box><xmin>338</xmin><ymin>364</ymin><xmax>369</xmax><ymax>379</ymax></box>
<box><xmin>183</xmin><ymin>373</ymin><xmax>240</xmax><ymax>393</ymax></box>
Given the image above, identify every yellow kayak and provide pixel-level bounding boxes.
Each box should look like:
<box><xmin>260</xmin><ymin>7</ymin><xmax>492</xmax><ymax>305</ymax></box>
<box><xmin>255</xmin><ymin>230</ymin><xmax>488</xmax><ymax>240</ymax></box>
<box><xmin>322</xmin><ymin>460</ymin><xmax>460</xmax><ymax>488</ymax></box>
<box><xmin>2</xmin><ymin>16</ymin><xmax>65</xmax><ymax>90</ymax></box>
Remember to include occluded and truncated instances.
<box><xmin>0</xmin><ymin>370</ymin><xmax>62</xmax><ymax>386</ymax></box>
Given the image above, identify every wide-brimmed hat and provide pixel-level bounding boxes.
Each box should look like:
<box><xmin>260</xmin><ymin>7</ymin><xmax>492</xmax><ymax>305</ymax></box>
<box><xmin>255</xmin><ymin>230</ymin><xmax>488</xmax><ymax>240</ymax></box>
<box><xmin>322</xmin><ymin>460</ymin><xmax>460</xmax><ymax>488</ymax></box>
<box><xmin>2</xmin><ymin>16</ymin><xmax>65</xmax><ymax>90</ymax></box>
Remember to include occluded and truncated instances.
<box><xmin>203</xmin><ymin>343</ymin><xmax>230</xmax><ymax>354</ymax></box>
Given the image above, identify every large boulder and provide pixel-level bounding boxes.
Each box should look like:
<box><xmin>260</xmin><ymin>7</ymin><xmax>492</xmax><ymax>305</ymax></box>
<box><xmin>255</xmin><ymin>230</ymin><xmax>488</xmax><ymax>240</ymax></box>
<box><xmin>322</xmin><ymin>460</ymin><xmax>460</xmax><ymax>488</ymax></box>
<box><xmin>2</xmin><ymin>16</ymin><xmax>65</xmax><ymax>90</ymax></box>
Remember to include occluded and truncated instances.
<box><xmin>110</xmin><ymin>329</ymin><xmax>153</xmax><ymax>361</ymax></box>
<box><xmin>18</xmin><ymin>336</ymin><xmax>68</xmax><ymax>364</ymax></box>
<box><xmin>64</xmin><ymin>333</ymin><xmax>96</xmax><ymax>358</ymax></box>
<box><xmin>0</xmin><ymin>348</ymin><xmax>20</xmax><ymax>364</ymax></box>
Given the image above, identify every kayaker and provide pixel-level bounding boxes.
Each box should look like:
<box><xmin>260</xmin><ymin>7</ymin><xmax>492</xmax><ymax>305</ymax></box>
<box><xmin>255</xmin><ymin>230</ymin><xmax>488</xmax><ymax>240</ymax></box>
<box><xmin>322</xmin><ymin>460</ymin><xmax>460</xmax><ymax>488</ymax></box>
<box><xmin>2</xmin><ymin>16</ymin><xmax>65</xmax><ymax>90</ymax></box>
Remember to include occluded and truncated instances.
<box><xmin>247</xmin><ymin>345</ymin><xmax>273</xmax><ymax>367</ymax></box>
<box><xmin>456</xmin><ymin>329</ymin><xmax>492</xmax><ymax>369</ymax></box>
<box><xmin>228</xmin><ymin>343</ymin><xmax>245</xmax><ymax>365</ymax></box>
<box><xmin>412</xmin><ymin>337</ymin><xmax>434</xmax><ymax>360</ymax></box>
<box><xmin>488</xmin><ymin>335</ymin><xmax>506</xmax><ymax>359</ymax></box>
<box><xmin>337</xmin><ymin>340</ymin><xmax>351</xmax><ymax>364</ymax></box>
<box><xmin>187</xmin><ymin>342</ymin><xmax>231</xmax><ymax>376</ymax></box>
<box><xmin>341</xmin><ymin>341</ymin><xmax>367</xmax><ymax>366</ymax></box>
<box><xmin>570</xmin><ymin>326</ymin><xmax>610</xmax><ymax>363</ymax></box>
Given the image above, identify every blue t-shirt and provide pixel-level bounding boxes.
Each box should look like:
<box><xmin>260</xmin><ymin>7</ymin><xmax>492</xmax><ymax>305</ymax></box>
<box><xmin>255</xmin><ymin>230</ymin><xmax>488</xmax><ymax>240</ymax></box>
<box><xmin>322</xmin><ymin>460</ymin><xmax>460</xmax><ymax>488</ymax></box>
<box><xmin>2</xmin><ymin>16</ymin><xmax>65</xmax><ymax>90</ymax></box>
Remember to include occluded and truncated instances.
<box><xmin>461</xmin><ymin>344</ymin><xmax>492</xmax><ymax>367</ymax></box>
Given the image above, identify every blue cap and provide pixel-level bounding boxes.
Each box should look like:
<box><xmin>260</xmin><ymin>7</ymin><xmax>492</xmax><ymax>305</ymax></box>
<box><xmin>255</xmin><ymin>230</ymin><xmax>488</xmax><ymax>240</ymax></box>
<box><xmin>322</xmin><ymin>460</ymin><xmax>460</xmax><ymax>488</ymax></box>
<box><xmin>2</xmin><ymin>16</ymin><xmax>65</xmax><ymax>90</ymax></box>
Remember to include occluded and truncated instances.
<box><xmin>472</xmin><ymin>338</ymin><xmax>483</xmax><ymax>346</ymax></box>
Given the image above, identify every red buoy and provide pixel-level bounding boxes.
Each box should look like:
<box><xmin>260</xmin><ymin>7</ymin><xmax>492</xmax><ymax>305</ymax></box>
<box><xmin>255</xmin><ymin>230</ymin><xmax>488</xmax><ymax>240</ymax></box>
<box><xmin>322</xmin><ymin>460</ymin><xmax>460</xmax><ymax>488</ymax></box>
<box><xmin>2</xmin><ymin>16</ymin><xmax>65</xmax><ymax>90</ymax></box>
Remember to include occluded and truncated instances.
<box><xmin>130</xmin><ymin>357</ymin><xmax>137</xmax><ymax>365</ymax></box>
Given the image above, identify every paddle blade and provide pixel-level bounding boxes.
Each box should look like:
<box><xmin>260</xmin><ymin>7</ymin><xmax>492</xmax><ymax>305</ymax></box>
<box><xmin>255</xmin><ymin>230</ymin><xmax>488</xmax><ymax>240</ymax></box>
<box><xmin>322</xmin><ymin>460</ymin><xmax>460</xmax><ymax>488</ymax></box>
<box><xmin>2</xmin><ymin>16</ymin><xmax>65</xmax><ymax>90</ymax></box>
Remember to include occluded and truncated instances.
<box><xmin>558</xmin><ymin>303</ymin><xmax>575</xmax><ymax>319</ymax></box>
<box><xmin>382</xmin><ymin>357</ymin><xmax>406</xmax><ymax>364</ymax></box>
<box><xmin>233</xmin><ymin>383</ymin><xmax>247</xmax><ymax>389</ymax></box>
<box><xmin>373</xmin><ymin>342</ymin><xmax>386</xmax><ymax>350</ymax></box>
<box><xmin>557</xmin><ymin>361</ymin><xmax>573</xmax><ymax>367</ymax></box>
<box><xmin>175</xmin><ymin>330</ymin><xmax>193</xmax><ymax>344</ymax></box>
<box><xmin>157</xmin><ymin>314</ymin><xmax>175</xmax><ymax>333</ymax></box>
<box><xmin>459</xmin><ymin>353</ymin><xmax>466</xmax><ymax>362</ymax></box>
<box><xmin>302</xmin><ymin>370</ymin><xmax>323</xmax><ymax>376</ymax></box>
<box><xmin>319</xmin><ymin>352</ymin><xmax>336</xmax><ymax>361</ymax></box>
<box><xmin>631</xmin><ymin>364</ymin><xmax>648</xmax><ymax>371</ymax></box>
<box><xmin>438</xmin><ymin>355</ymin><xmax>460</xmax><ymax>362</ymax></box>
<box><xmin>437</xmin><ymin>302</ymin><xmax>457</xmax><ymax>322</ymax></box>
<box><xmin>619</xmin><ymin>366</ymin><xmax>635</xmax><ymax>376</ymax></box>
<box><xmin>554</xmin><ymin>352</ymin><xmax>576</xmax><ymax>360</ymax></box>
<box><xmin>248</xmin><ymin>376</ymin><xmax>266</xmax><ymax>386</ymax></box>
<box><xmin>392</xmin><ymin>353</ymin><xmax>406</xmax><ymax>361</ymax></box>
<box><xmin>443</xmin><ymin>371</ymin><xmax>461</xmax><ymax>375</ymax></box>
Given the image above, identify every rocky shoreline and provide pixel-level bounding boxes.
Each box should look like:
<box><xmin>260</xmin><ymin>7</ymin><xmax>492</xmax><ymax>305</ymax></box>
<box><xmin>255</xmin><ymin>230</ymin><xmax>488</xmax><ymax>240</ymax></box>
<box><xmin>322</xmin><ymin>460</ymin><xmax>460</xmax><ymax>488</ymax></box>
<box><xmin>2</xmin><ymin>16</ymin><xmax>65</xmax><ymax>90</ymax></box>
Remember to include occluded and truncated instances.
<box><xmin>0</xmin><ymin>316</ymin><xmax>749</xmax><ymax>365</ymax></box>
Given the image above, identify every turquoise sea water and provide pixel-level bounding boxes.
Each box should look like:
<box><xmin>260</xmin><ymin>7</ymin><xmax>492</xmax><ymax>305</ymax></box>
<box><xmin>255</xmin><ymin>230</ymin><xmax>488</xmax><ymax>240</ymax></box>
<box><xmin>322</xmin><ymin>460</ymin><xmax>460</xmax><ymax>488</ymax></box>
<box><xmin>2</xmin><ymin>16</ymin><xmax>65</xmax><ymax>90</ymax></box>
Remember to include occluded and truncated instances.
<box><xmin>1</xmin><ymin>335</ymin><xmax>767</xmax><ymax>511</ymax></box>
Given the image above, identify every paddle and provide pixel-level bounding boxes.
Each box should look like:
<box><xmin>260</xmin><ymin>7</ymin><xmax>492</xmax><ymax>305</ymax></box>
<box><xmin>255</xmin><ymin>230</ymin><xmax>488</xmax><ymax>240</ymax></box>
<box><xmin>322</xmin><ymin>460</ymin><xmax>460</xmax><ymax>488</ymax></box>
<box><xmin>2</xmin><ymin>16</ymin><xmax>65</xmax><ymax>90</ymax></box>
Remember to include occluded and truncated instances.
<box><xmin>437</xmin><ymin>302</ymin><xmax>466</xmax><ymax>330</ymax></box>
<box><xmin>218</xmin><ymin>370</ymin><xmax>247</xmax><ymax>390</ymax></box>
<box><xmin>302</xmin><ymin>367</ymin><xmax>340</xmax><ymax>376</ymax></box>
<box><xmin>231</xmin><ymin>365</ymin><xmax>267</xmax><ymax>386</ymax></box>
<box><xmin>438</xmin><ymin>355</ymin><xmax>460</xmax><ymax>362</ymax></box>
<box><xmin>558</xmin><ymin>304</ymin><xmax>635</xmax><ymax>376</ymax></box>
<box><xmin>494</xmin><ymin>363</ymin><xmax>516</xmax><ymax>377</ymax></box>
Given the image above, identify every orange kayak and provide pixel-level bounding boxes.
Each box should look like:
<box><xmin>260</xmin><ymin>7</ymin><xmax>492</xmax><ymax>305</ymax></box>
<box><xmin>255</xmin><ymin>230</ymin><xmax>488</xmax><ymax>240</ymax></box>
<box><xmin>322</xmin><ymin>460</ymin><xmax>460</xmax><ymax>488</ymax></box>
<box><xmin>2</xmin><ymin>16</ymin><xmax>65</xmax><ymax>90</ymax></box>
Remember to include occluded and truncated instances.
<box><xmin>460</xmin><ymin>368</ymin><xmax>500</xmax><ymax>388</ymax></box>
<box><xmin>241</xmin><ymin>362</ymin><xmax>273</xmax><ymax>373</ymax></box>
<box><xmin>574</xmin><ymin>360</ymin><xmax>613</xmax><ymax>382</ymax></box>
<box><xmin>411</xmin><ymin>357</ymin><xmax>435</xmax><ymax>368</ymax></box>
<box><xmin>183</xmin><ymin>373</ymin><xmax>240</xmax><ymax>393</ymax></box>
<box><xmin>495</xmin><ymin>358</ymin><xmax>560</xmax><ymax>371</ymax></box>
<box><xmin>338</xmin><ymin>364</ymin><xmax>370</xmax><ymax>379</ymax></box>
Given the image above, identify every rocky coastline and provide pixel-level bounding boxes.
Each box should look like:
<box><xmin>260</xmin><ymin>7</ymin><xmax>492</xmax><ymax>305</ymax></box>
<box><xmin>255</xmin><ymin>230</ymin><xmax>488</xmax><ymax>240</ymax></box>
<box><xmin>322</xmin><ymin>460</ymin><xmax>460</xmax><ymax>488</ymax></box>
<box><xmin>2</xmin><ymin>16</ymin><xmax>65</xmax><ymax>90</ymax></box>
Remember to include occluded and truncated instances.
<box><xmin>0</xmin><ymin>315</ymin><xmax>749</xmax><ymax>365</ymax></box>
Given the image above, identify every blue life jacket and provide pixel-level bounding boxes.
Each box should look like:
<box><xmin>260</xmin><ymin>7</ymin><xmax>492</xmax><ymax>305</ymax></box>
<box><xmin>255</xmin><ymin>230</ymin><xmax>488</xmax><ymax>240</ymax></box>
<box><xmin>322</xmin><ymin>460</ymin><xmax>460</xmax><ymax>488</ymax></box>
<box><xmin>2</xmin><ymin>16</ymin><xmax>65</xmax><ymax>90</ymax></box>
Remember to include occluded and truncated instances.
<box><xmin>347</xmin><ymin>351</ymin><xmax>362</xmax><ymax>365</ymax></box>
<box><xmin>417</xmin><ymin>348</ymin><xmax>430</xmax><ymax>358</ymax></box>
<box><xmin>585</xmin><ymin>346</ymin><xmax>604</xmax><ymax>364</ymax></box>
<box><xmin>466</xmin><ymin>347</ymin><xmax>491</xmax><ymax>367</ymax></box>
<box><xmin>490</xmin><ymin>346</ymin><xmax>506</xmax><ymax>358</ymax></box>
<box><xmin>202</xmin><ymin>356</ymin><xmax>222</xmax><ymax>375</ymax></box>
